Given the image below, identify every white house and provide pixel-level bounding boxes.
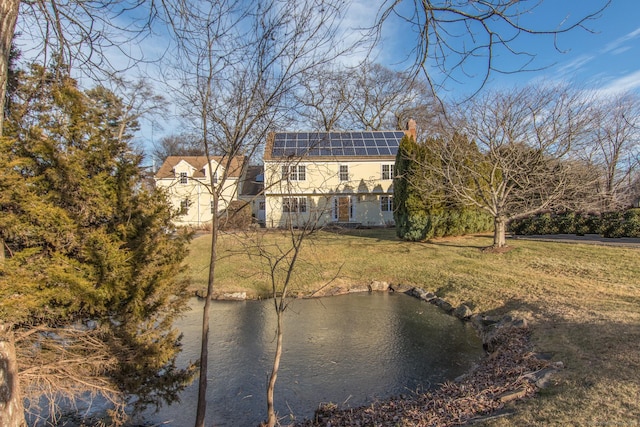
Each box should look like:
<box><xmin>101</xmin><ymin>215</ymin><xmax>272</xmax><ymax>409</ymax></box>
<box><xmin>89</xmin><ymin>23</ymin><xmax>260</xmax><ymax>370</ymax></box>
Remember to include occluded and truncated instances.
<box><xmin>262</xmin><ymin>121</ymin><xmax>416</xmax><ymax>228</ymax></box>
<box><xmin>154</xmin><ymin>155</ymin><xmax>248</xmax><ymax>227</ymax></box>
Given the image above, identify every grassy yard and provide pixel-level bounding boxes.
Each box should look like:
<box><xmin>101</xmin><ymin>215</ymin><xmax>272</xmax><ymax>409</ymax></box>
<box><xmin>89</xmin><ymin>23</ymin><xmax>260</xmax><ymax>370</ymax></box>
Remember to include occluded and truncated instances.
<box><xmin>185</xmin><ymin>228</ymin><xmax>640</xmax><ymax>426</ymax></box>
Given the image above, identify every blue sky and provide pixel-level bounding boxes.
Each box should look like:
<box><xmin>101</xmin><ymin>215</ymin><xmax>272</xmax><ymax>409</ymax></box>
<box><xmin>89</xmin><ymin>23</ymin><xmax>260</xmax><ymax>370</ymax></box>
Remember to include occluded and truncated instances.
<box><xmin>135</xmin><ymin>0</ymin><xmax>639</xmax><ymax>151</ymax></box>
<box><xmin>17</xmin><ymin>1</ymin><xmax>636</xmax><ymax>151</ymax></box>
<box><xmin>369</xmin><ymin>0</ymin><xmax>640</xmax><ymax>98</ymax></box>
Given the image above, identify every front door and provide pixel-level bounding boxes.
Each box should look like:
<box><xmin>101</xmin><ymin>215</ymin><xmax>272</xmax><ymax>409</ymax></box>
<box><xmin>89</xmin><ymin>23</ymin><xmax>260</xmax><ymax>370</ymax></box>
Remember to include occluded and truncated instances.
<box><xmin>337</xmin><ymin>196</ymin><xmax>350</xmax><ymax>221</ymax></box>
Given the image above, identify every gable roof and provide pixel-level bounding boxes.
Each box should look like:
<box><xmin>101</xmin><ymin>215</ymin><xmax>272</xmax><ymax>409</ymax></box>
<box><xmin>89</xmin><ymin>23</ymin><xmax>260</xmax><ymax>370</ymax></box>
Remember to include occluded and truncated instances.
<box><xmin>263</xmin><ymin>130</ymin><xmax>407</xmax><ymax>161</ymax></box>
<box><xmin>154</xmin><ymin>155</ymin><xmax>246</xmax><ymax>179</ymax></box>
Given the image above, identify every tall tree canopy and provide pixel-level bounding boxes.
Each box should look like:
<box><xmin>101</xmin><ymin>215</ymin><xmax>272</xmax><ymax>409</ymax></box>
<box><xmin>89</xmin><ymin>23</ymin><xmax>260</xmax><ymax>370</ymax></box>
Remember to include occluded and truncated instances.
<box><xmin>403</xmin><ymin>85</ymin><xmax>596</xmax><ymax>248</ymax></box>
<box><xmin>0</xmin><ymin>64</ymin><xmax>194</xmax><ymax>425</ymax></box>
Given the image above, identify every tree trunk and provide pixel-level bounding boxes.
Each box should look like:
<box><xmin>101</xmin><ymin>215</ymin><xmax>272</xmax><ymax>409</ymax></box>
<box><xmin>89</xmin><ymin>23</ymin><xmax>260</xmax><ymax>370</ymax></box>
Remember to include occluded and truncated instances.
<box><xmin>194</xmin><ymin>192</ymin><xmax>218</xmax><ymax>427</ymax></box>
<box><xmin>265</xmin><ymin>308</ymin><xmax>284</xmax><ymax>427</ymax></box>
<box><xmin>0</xmin><ymin>324</ymin><xmax>26</xmax><ymax>427</ymax></box>
<box><xmin>0</xmin><ymin>0</ymin><xmax>20</xmax><ymax>137</ymax></box>
<box><xmin>493</xmin><ymin>216</ymin><xmax>507</xmax><ymax>248</ymax></box>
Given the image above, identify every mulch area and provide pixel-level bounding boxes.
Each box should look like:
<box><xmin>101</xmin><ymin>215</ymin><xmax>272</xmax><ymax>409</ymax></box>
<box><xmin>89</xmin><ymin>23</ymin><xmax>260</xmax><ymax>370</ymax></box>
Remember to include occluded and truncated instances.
<box><xmin>296</xmin><ymin>326</ymin><xmax>553</xmax><ymax>426</ymax></box>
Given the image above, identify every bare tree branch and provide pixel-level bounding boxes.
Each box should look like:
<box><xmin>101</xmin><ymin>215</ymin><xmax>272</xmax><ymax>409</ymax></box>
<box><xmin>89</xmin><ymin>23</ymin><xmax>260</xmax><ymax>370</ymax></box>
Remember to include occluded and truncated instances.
<box><xmin>370</xmin><ymin>0</ymin><xmax>610</xmax><ymax>96</ymax></box>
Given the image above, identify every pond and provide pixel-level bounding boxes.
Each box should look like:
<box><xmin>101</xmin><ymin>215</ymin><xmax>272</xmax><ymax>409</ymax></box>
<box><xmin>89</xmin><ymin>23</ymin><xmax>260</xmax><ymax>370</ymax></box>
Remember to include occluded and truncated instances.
<box><xmin>138</xmin><ymin>292</ymin><xmax>483</xmax><ymax>426</ymax></box>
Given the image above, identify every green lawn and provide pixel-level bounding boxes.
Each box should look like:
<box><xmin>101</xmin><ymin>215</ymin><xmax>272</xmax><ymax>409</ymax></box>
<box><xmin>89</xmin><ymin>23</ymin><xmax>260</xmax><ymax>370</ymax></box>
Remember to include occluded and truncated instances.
<box><xmin>185</xmin><ymin>228</ymin><xmax>640</xmax><ymax>426</ymax></box>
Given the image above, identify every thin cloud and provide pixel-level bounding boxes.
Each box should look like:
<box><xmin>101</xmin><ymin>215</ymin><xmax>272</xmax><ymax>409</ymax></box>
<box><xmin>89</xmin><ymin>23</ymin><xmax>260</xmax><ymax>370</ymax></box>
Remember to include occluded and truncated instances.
<box><xmin>596</xmin><ymin>69</ymin><xmax>640</xmax><ymax>97</ymax></box>
<box><xmin>603</xmin><ymin>27</ymin><xmax>640</xmax><ymax>53</ymax></box>
<box><xmin>557</xmin><ymin>54</ymin><xmax>596</xmax><ymax>75</ymax></box>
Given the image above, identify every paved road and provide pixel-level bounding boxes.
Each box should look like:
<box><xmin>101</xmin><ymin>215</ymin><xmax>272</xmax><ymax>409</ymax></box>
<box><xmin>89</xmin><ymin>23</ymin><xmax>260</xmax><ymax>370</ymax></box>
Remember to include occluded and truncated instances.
<box><xmin>510</xmin><ymin>234</ymin><xmax>640</xmax><ymax>248</ymax></box>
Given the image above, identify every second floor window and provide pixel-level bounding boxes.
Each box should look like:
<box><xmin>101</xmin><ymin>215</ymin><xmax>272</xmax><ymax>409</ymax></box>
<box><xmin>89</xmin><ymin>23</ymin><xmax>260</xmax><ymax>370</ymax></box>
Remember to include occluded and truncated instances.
<box><xmin>179</xmin><ymin>172</ymin><xmax>188</xmax><ymax>184</ymax></box>
<box><xmin>339</xmin><ymin>165</ymin><xmax>349</xmax><ymax>181</ymax></box>
<box><xmin>382</xmin><ymin>164</ymin><xmax>394</xmax><ymax>180</ymax></box>
<box><xmin>282</xmin><ymin>165</ymin><xmax>306</xmax><ymax>181</ymax></box>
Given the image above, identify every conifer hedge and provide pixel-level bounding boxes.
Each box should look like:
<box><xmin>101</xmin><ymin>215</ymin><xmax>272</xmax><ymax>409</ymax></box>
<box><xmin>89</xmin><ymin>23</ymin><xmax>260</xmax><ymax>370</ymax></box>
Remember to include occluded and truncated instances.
<box><xmin>394</xmin><ymin>135</ymin><xmax>493</xmax><ymax>241</ymax></box>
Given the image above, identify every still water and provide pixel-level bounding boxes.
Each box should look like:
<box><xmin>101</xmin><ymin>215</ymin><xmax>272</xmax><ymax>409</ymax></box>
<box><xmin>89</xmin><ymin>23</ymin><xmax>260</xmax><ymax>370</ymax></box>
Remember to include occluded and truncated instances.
<box><xmin>138</xmin><ymin>292</ymin><xmax>483</xmax><ymax>426</ymax></box>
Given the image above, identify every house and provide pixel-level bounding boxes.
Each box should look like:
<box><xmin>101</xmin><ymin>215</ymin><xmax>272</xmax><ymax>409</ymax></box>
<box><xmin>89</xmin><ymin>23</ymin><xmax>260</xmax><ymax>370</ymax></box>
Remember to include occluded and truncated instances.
<box><xmin>154</xmin><ymin>155</ymin><xmax>248</xmax><ymax>227</ymax></box>
<box><xmin>262</xmin><ymin>120</ymin><xmax>416</xmax><ymax>228</ymax></box>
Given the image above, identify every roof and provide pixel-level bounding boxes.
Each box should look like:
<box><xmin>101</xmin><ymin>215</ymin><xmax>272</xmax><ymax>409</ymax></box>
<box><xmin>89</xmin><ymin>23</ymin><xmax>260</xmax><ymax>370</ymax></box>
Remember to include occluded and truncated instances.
<box><xmin>154</xmin><ymin>155</ymin><xmax>246</xmax><ymax>179</ymax></box>
<box><xmin>263</xmin><ymin>130</ymin><xmax>407</xmax><ymax>161</ymax></box>
<box><xmin>240</xmin><ymin>165</ymin><xmax>264</xmax><ymax>196</ymax></box>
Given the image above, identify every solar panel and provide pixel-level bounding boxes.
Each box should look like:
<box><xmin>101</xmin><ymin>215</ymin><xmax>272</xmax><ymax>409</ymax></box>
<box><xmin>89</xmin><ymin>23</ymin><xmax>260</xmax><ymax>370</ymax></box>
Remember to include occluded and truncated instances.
<box><xmin>271</xmin><ymin>130</ymin><xmax>404</xmax><ymax>157</ymax></box>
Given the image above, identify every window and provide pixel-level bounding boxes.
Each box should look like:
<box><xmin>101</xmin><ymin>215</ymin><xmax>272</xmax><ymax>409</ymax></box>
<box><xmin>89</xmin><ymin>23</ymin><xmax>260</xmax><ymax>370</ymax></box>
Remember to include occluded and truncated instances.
<box><xmin>382</xmin><ymin>164</ymin><xmax>395</xmax><ymax>180</ymax></box>
<box><xmin>380</xmin><ymin>195</ymin><xmax>393</xmax><ymax>212</ymax></box>
<box><xmin>179</xmin><ymin>172</ymin><xmax>188</xmax><ymax>184</ymax></box>
<box><xmin>204</xmin><ymin>169</ymin><xmax>218</xmax><ymax>184</ymax></box>
<box><xmin>282</xmin><ymin>165</ymin><xmax>306</xmax><ymax>181</ymax></box>
<box><xmin>339</xmin><ymin>165</ymin><xmax>349</xmax><ymax>181</ymax></box>
<box><xmin>210</xmin><ymin>200</ymin><xmax>215</xmax><ymax>214</ymax></box>
<box><xmin>282</xmin><ymin>197</ymin><xmax>307</xmax><ymax>213</ymax></box>
<box><xmin>180</xmin><ymin>198</ymin><xmax>190</xmax><ymax>215</ymax></box>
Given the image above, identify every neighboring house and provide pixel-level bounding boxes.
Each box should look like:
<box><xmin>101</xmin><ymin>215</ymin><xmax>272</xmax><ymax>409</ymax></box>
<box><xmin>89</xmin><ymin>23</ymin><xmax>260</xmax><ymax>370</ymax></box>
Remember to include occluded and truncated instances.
<box><xmin>239</xmin><ymin>164</ymin><xmax>266</xmax><ymax>224</ymax></box>
<box><xmin>154</xmin><ymin>155</ymin><xmax>248</xmax><ymax>227</ymax></box>
<box><xmin>263</xmin><ymin>120</ymin><xmax>417</xmax><ymax>228</ymax></box>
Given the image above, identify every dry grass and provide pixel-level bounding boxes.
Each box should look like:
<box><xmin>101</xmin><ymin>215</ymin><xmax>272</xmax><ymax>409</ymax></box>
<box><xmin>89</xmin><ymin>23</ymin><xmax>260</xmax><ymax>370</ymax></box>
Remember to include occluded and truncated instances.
<box><xmin>185</xmin><ymin>229</ymin><xmax>640</xmax><ymax>426</ymax></box>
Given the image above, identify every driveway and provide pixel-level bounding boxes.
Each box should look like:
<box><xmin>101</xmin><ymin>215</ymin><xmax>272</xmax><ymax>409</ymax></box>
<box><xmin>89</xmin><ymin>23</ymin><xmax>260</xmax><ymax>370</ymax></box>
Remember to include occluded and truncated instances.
<box><xmin>510</xmin><ymin>234</ymin><xmax>640</xmax><ymax>248</ymax></box>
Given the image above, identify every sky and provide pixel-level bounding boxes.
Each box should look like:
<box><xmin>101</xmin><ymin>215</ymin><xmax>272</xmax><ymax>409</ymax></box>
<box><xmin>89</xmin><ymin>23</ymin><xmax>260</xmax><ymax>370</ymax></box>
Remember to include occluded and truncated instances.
<box><xmin>369</xmin><ymin>0</ymin><xmax>640</xmax><ymax>99</ymax></box>
<box><xmin>12</xmin><ymin>0</ymin><xmax>640</xmax><ymax>155</ymax></box>
<box><xmin>116</xmin><ymin>0</ymin><xmax>640</xmax><ymax>153</ymax></box>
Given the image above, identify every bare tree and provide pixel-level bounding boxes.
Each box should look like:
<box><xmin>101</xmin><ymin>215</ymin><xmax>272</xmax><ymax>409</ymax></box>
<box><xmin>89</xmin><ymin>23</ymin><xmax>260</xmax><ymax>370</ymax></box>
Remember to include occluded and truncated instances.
<box><xmin>408</xmin><ymin>85</ymin><xmax>596</xmax><ymax>248</ymax></box>
<box><xmin>161</xmin><ymin>1</ymin><xmax>358</xmax><ymax>425</ymax></box>
<box><xmin>582</xmin><ymin>92</ymin><xmax>640</xmax><ymax>211</ymax></box>
<box><xmin>372</xmin><ymin>1</ymin><xmax>610</xmax><ymax>95</ymax></box>
<box><xmin>0</xmin><ymin>0</ymin><xmax>21</xmax><ymax>135</ymax></box>
<box><xmin>295</xmin><ymin>61</ymin><xmax>439</xmax><ymax>132</ymax></box>
<box><xmin>151</xmin><ymin>133</ymin><xmax>205</xmax><ymax>164</ymax></box>
<box><xmin>343</xmin><ymin>62</ymin><xmax>432</xmax><ymax>130</ymax></box>
<box><xmin>1</xmin><ymin>1</ymin><xmax>166</xmax><ymax>137</ymax></box>
<box><xmin>294</xmin><ymin>65</ymin><xmax>351</xmax><ymax>131</ymax></box>
<box><xmin>252</xmin><ymin>216</ymin><xmax>319</xmax><ymax>427</ymax></box>
<box><xmin>240</xmin><ymin>154</ymin><xmax>341</xmax><ymax>426</ymax></box>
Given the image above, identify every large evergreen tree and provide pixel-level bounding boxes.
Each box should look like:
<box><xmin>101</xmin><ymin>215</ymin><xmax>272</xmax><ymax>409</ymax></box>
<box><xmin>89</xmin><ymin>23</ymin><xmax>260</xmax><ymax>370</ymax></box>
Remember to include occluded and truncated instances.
<box><xmin>394</xmin><ymin>134</ymin><xmax>493</xmax><ymax>241</ymax></box>
<box><xmin>394</xmin><ymin>135</ymin><xmax>431</xmax><ymax>241</ymax></box>
<box><xmin>0</xmin><ymin>64</ymin><xmax>194</xmax><ymax>425</ymax></box>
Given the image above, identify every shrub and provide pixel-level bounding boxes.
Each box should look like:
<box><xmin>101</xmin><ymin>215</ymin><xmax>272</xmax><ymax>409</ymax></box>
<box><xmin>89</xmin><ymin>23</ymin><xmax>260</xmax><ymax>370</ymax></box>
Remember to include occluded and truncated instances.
<box><xmin>556</xmin><ymin>212</ymin><xmax>576</xmax><ymax>234</ymax></box>
<box><xmin>602</xmin><ymin>211</ymin><xmax>624</xmax><ymax>238</ymax></box>
<box><xmin>510</xmin><ymin>209</ymin><xmax>638</xmax><ymax>238</ymax></box>
<box><xmin>219</xmin><ymin>200</ymin><xmax>253</xmax><ymax>230</ymax></box>
<box><xmin>624</xmin><ymin>208</ymin><xmax>640</xmax><ymax>237</ymax></box>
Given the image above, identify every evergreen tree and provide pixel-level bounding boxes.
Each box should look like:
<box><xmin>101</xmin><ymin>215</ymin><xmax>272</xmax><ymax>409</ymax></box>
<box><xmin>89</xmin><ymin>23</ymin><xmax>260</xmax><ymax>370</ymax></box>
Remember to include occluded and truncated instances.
<box><xmin>394</xmin><ymin>134</ymin><xmax>492</xmax><ymax>241</ymax></box>
<box><xmin>394</xmin><ymin>135</ymin><xmax>430</xmax><ymax>241</ymax></box>
<box><xmin>0</xmin><ymin>64</ymin><xmax>194</xmax><ymax>424</ymax></box>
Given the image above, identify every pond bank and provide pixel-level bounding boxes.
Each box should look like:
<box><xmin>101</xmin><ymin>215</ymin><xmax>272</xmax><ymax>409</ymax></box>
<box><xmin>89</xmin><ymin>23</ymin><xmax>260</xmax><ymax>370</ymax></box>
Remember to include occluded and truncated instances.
<box><xmin>298</xmin><ymin>284</ymin><xmax>561</xmax><ymax>426</ymax></box>
<box><xmin>297</xmin><ymin>313</ymin><xmax>560</xmax><ymax>426</ymax></box>
<box><xmin>203</xmin><ymin>281</ymin><xmax>562</xmax><ymax>427</ymax></box>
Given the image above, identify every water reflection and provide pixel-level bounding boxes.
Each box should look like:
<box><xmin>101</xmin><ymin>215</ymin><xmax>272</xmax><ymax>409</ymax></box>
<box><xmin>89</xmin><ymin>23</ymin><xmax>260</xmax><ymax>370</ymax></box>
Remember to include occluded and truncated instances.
<box><xmin>138</xmin><ymin>292</ymin><xmax>483</xmax><ymax>426</ymax></box>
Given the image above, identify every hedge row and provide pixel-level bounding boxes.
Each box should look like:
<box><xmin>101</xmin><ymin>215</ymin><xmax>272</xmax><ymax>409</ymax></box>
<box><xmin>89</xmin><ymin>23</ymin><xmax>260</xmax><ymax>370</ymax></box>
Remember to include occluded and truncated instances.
<box><xmin>397</xmin><ymin>206</ymin><xmax>494</xmax><ymax>241</ymax></box>
<box><xmin>509</xmin><ymin>209</ymin><xmax>640</xmax><ymax>238</ymax></box>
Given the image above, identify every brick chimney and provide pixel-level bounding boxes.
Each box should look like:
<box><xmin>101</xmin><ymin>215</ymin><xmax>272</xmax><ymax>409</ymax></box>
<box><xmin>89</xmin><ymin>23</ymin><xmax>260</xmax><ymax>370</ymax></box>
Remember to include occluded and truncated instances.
<box><xmin>405</xmin><ymin>118</ymin><xmax>417</xmax><ymax>141</ymax></box>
